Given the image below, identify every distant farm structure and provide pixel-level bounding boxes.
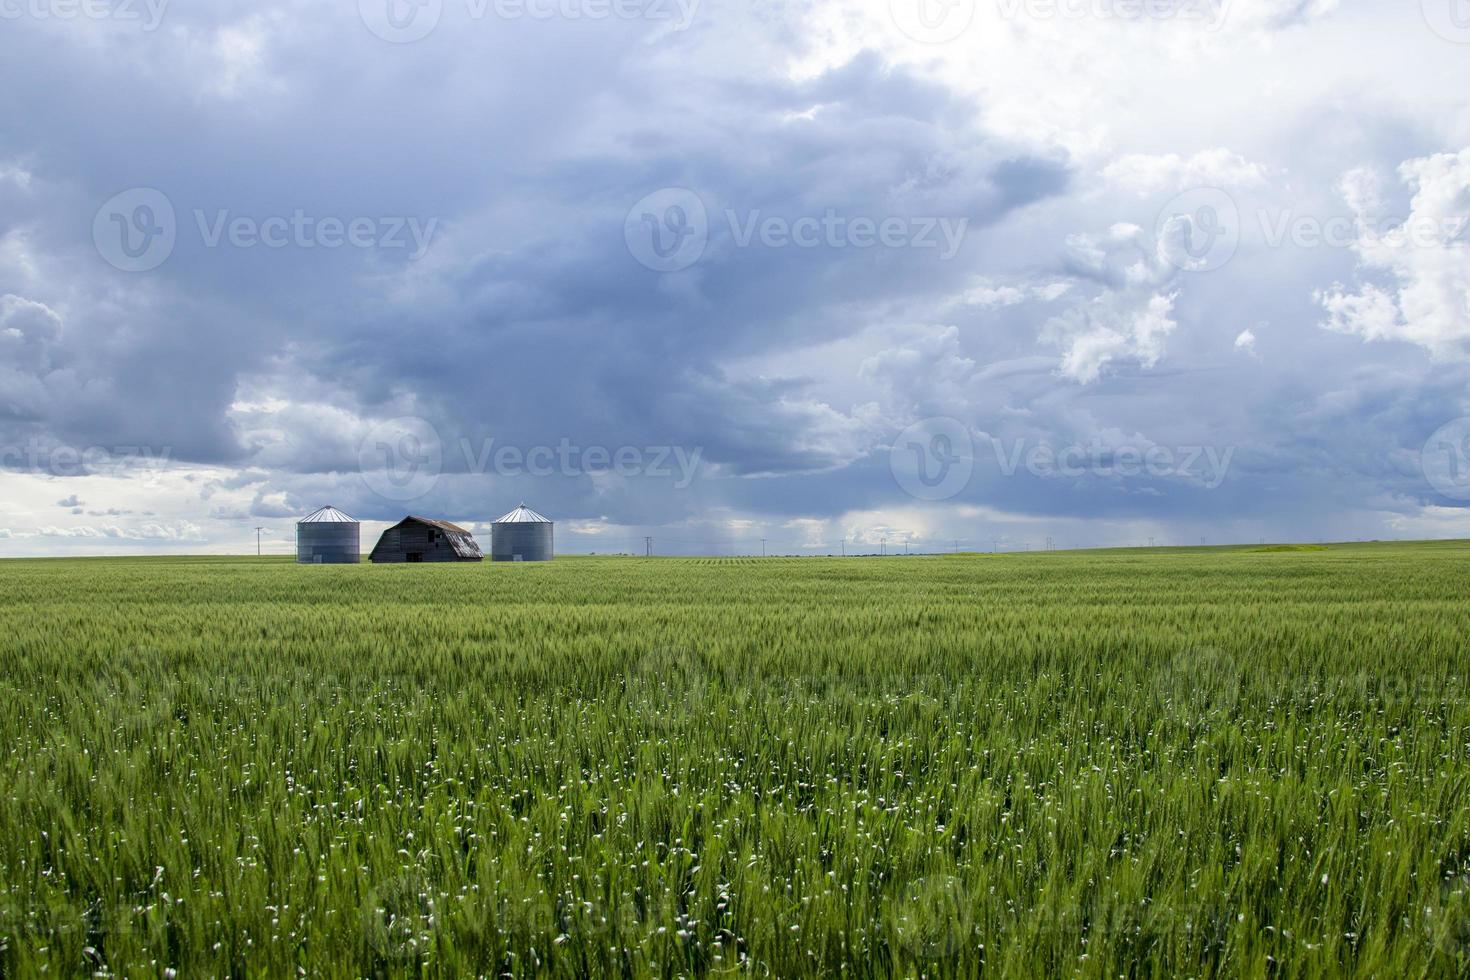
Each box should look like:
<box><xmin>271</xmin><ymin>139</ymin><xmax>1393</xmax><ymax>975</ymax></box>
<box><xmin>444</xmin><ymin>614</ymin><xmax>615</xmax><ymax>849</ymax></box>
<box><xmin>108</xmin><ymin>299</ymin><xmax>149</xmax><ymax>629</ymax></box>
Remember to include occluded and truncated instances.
<box><xmin>296</xmin><ymin>506</ymin><xmax>360</xmax><ymax>564</ymax></box>
<box><xmin>369</xmin><ymin>516</ymin><xmax>483</xmax><ymax>563</ymax></box>
<box><xmin>491</xmin><ymin>504</ymin><xmax>554</xmax><ymax>562</ymax></box>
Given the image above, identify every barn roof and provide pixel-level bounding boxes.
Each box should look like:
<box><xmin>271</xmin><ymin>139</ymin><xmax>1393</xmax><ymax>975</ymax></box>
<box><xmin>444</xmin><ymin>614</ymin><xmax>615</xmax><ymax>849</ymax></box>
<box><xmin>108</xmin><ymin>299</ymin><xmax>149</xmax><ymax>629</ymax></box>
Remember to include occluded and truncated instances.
<box><xmin>299</xmin><ymin>505</ymin><xmax>357</xmax><ymax>524</ymax></box>
<box><xmin>492</xmin><ymin>504</ymin><xmax>551</xmax><ymax>524</ymax></box>
<box><xmin>402</xmin><ymin>515</ymin><xmax>475</xmax><ymax>535</ymax></box>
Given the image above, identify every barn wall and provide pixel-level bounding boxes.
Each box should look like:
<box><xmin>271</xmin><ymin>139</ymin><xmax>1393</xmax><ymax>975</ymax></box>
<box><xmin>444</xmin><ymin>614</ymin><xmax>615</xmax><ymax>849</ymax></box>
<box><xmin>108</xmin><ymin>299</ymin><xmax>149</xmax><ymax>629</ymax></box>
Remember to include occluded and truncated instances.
<box><xmin>370</xmin><ymin>522</ymin><xmax>482</xmax><ymax>562</ymax></box>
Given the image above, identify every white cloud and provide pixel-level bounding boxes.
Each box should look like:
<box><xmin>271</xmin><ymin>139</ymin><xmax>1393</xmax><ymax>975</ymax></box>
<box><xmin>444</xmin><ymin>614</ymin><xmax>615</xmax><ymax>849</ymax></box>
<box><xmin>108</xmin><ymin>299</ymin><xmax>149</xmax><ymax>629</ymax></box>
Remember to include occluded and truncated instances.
<box><xmin>1317</xmin><ymin>149</ymin><xmax>1470</xmax><ymax>359</ymax></box>
<box><xmin>0</xmin><ymin>293</ymin><xmax>61</xmax><ymax>373</ymax></box>
<box><xmin>1235</xmin><ymin>328</ymin><xmax>1258</xmax><ymax>356</ymax></box>
<box><xmin>1102</xmin><ymin>148</ymin><xmax>1268</xmax><ymax>194</ymax></box>
<box><xmin>1039</xmin><ymin>223</ymin><xmax>1183</xmax><ymax>383</ymax></box>
<box><xmin>36</xmin><ymin>521</ymin><xmax>205</xmax><ymax>541</ymax></box>
<box><xmin>0</xmin><ymin>163</ymin><xmax>31</xmax><ymax>189</ymax></box>
<box><xmin>1046</xmin><ymin>292</ymin><xmax>1179</xmax><ymax>383</ymax></box>
<box><xmin>957</xmin><ymin>279</ymin><xmax>1073</xmax><ymax>309</ymax></box>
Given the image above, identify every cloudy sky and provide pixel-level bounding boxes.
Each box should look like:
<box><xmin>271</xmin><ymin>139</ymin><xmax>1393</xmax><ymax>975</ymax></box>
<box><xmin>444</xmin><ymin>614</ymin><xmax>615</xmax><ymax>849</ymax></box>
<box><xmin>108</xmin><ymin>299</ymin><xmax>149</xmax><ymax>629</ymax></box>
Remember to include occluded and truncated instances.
<box><xmin>2</xmin><ymin>0</ymin><xmax>1469</xmax><ymax>556</ymax></box>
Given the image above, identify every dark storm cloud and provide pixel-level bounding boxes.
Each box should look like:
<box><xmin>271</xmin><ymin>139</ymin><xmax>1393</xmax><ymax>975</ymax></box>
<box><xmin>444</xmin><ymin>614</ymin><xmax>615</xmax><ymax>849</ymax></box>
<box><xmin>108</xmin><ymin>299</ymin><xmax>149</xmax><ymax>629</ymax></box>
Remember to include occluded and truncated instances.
<box><xmin>1</xmin><ymin>0</ymin><xmax>1467</xmax><ymax>551</ymax></box>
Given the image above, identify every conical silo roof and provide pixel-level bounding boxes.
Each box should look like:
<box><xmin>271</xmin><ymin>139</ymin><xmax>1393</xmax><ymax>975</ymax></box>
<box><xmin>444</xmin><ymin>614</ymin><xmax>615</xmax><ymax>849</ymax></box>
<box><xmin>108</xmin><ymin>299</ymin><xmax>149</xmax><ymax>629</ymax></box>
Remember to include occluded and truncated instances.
<box><xmin>299</xmin><ymin>505</ymin><xmax>358</xmax><ymax>524</ymax></box>
<box><xmin>492</xmin><ymin>503</ymin><xmax>551</xmax><ymax>524</ymax></box>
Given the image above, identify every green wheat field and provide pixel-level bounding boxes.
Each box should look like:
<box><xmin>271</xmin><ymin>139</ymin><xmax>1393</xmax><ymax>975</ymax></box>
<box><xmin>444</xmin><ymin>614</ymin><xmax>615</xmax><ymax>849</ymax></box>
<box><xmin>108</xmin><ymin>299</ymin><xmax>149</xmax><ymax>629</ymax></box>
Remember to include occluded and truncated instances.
<box><xmin>2</xmin><ymin>541</ymin><xmax>1469</xmax><ymax>977</ymax></box>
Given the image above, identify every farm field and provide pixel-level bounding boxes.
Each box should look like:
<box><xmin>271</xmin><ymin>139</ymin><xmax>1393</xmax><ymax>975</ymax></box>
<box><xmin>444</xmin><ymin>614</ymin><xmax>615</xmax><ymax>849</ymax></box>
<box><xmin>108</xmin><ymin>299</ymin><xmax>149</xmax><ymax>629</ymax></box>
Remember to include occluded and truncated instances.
<box><xmin>2</xmin><ymin>542</ymin><xmax>1469</xmax><ymax>977</ymax></box>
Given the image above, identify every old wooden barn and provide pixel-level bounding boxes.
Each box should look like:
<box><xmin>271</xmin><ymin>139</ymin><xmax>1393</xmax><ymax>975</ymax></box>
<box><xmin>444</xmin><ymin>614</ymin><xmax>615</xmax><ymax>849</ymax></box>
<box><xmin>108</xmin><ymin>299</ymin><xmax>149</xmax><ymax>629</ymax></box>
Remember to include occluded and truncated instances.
<box><xmin>368</xmin><ymin>517</ymin><xmax>483</xmax><ymax>563</ymax></box>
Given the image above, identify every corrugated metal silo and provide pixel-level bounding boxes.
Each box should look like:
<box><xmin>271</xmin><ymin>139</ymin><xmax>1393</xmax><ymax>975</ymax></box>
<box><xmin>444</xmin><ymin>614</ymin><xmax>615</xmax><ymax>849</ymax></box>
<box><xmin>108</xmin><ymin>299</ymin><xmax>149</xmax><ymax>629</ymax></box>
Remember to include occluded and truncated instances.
<box><xmin>490</xmin><ymin>504</ymin><xmax>553</xmax><ymax>561</ymax></box>
<box><xmin>296</xmin><ymin>506</ymin><xmax>361</xmax><ymax>563</ymax></box>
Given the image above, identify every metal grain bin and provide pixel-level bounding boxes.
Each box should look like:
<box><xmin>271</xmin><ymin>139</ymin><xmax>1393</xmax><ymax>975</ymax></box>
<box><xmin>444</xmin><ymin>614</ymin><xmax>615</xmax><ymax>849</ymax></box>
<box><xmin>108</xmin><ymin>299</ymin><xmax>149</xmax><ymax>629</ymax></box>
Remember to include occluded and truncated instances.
<box><xmin>490</xmin><ymin>504</ymin><xmax>553</xmax><ymax>562</ymax></box>
<box><xmin>296</xmin><ymin>506</ymin><xmax>361</xmax><ymax>564</ymax></box>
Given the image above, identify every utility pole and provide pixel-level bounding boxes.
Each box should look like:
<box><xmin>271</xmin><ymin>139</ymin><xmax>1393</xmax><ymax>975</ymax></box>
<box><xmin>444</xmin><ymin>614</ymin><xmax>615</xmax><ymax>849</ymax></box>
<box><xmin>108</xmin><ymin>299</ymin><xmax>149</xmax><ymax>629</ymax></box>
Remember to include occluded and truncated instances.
<box><xmin>761</xmin><ymin>537</ymin><xmax>766</xmax><ymax>558</ymax></box>
<box><xmin>254</xmin><ymin>526</ymin><xmax>264</xmax><ymax>557</ymax></box>
<box><xmin>953</xmin><ymin>540</ymin><xmax>959</xmax><ymax>554</ymax></box>
<box><xmin>992</xmin><ymin>538</ymin><xmax>1000</xmax><ymax>553</ymax></box>
<box><xmin>1045</xmin><ymin>536</ymin><xmax>1054</xmax><ymax>551</ymax></box>
<box><xmin>644</xmin><ymin>536</ymin><xmax>653</xmax><ymax>558</ymax></box>
<box><xmin>904</xmin><ymin>540</ymin><xmax>909</xmax><ymax>556</ymax></box>
<box><xmin>841</xmin><ymin>539</ymin><xmax>845</xmax><ymax>557</ymax></box>
<box><xmin>881</xmin><ymin>537</ymin><xmax>886</xmax><ymax>556</ymax></box>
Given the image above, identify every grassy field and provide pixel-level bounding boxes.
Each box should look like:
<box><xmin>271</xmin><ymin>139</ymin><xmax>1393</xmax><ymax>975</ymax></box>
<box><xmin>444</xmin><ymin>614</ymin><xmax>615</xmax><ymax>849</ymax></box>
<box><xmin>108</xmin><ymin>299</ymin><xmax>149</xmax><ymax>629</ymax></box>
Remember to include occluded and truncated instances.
<box><xmin>2</xmin><ymin>542</ymin><xmax>1469</xmax><ymax>977</ymax></box>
